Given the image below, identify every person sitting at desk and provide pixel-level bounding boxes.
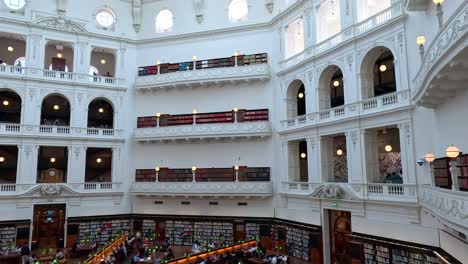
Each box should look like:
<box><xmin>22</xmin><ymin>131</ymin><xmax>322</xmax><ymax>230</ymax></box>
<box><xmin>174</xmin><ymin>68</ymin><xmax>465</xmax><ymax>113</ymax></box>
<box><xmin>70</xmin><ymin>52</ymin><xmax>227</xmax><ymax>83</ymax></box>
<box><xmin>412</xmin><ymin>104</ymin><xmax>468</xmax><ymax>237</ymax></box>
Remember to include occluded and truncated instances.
<box><xmin>207</xmin><ymin>240</ymin><xmax>216</xmax><ymax>249</ymax></box>
<box><xmin>192</xmin><ymin>240</ymin><xmax>201</xmax><ymax>254</ymax></box>
<box><xmin>165</xmin><ymin>248</ymin><xmax>175</xmax><ymax>260</ymax></box>
<box><xmin>55</xmin><ymin>249</ymin><xmax>66</xmax><ymax>263</ymax></box>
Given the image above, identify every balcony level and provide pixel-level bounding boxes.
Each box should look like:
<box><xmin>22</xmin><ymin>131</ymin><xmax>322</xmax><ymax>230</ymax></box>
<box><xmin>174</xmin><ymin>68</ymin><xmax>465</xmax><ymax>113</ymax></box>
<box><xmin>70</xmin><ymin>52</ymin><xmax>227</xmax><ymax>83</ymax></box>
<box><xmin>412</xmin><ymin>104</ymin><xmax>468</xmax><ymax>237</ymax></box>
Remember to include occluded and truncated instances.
<box><xmin>0</xmin><ymin>182</ymin><xmax>123</xmax><ymax>198</ymax></box>
<box><xmin>280</xmin><ymin>182</ymin><xmax>418</xmax><ymax>203</ymax></box>
<box><xmin>134</xmin><ymin>109</ymin><xmax>271</xmax><ymax>142</ymax></box>
<box><xmin>0</xmin><ymin>124</ymin><xmax>123</xmax><ymax>141</ymax></box>
<box><xmin>280</xmin><ymin>90</ymin><xmax>410</xmax><ymax>132</ymax></box>
<box><xmin>131</xmin><ymin>167</ymin><xmax>273</xmax><ymax>197</ymax></box>
<box><xmin>135</xmin><ymin>53</ymin><xmax>270</xmax><ymax>92</ymax></box>
<box><xmin>280</xmin><ymin>1</ymin><xmax>405</xmax><ymax>71</ymax></box>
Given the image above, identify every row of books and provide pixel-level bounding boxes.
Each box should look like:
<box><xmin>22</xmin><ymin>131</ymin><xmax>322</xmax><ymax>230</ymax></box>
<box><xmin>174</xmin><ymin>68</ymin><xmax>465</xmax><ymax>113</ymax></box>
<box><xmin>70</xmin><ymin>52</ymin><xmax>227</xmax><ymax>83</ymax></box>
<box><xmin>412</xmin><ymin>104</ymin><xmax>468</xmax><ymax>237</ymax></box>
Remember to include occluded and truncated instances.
<box><xmin>137</xmin><ymin>53</ymin><xmax>268</xmax><ymax>76</ymax></box>
<box><xmin>363</xmin><ymin>242</ymin><xmax>440</xmax><ymax>264</ymax></box>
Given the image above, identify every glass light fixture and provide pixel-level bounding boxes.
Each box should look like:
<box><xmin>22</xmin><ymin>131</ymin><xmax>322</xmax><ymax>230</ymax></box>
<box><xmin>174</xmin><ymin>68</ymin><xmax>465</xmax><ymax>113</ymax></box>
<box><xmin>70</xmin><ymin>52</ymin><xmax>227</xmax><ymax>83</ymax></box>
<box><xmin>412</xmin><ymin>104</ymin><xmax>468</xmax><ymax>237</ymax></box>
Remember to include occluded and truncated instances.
<box><xmin>416</xmin><ymin>35</ymin><xmax>426</xmax><ymax>46</ymax></box>
<box><xmin>0</xmin><ymin>157</ymin><xmax>4</xmax><ymax>162</ymax></box>
<box><xmin>336</xmin><ymin>148</ymin><xmax>344</xmax><ymax>156</ymax></box>
<box><xmin>333</xmin><ymin>80</ymin><xmax>340</xmax><ymax>87</ymax></box>
<box><xmin>191</xmin><ymin>166</ymin><xmax>197</xmax><ymax>171</ymax></box>
<box><xmin>233</xmin><ymin>51</ymin><xmax>239</xmax><ymax>57</ymax></box>
<box><xmin>155</xmin><ymin>167</ymin><xmax>160</xmax><ymax>172</ymax></box>
<box><xmin>156</xmin><ymin>60</ymin><xmax>161</xmax><ymax>65</ymax></box>
<box><xmin>385</xmin><ymin>144</ymin><xmax>392</xmax><ymax>152</ymax></box>
<box><xmin>192</xmin><ymin>109</ymin><xmax>197</xmax><ymax>114</ymax></box>
<box><xmin>234</xmin><ymin>165</ymin><xmax>239</xmax><ymax>171</ymax></box>
<box><xmin>233</xmin><ymin>107</ymin><xmax>239</xmax><ymax>112</ymax></box>
<box><xmin>57</xmin><ymin>53</ymin><xmax>63</xmax><ymax>58</ymax></box>
<box><xmin>53</xmin><ymin>105</ymin><xmax>59</xmax><ymax>110</ymax></box>
<box><xmin>7</xmin><ymin>46</ymin><xmax>13</xmax><ymax>52</ymax></box>
<box><xmin>300</xmin><ymin>153</ymin><xmax>307</xmax><ymax>159</ymax></box>
<box><xmin>433</xmin><ymin>0</ymin><xmax>444</xmax><ymax>5</ymax></box>
<box><xmin>379</xmin><ymin>64</ymin><xmax>387</xmax><ymax>72</ymax></box>
<box><xmin>98</xmin><ymin>108</ymin><xmax>104</xmax><ymax>113</ymax></box>
<box><xmin>50</xmin><ymin>157</ymin><xmax>56</xmax><ymax>163</ymax></box>
<box><xmin>100</xmin><ymin>59</ymin><xmax>106</xmax><ymax>64</ymax></box>
<box><xmin>96</xmin><ymin>158</ymin><xmax>102</xmax><ymax>163</ymax></box>
<box><xmin>192</xmin><ymin>55</ymin><xmax>197</xmax><ymax>61</ymax></box>
<box><xmin>446</xmin><ymin>145</ymin><xmax>460</xmax><ymax>159</ymax></box>
<box><xmin>155</xmin><ymin>112</ymin><xmax>161</xmax><ymax>117</ymax></box>
<box><xmin>425</xmin><ymin>152</ymin><xmax>435</xmax><ymax>163</ymax></box>
<box><xmin>298</xmin><ymin>92</ymin><xmax>304</xmax><ymax>99</ymax></box>
<box><xmin>2</xmin><ymin>100</ymin><xmax>9</xmax><ymax>106</ymax></box>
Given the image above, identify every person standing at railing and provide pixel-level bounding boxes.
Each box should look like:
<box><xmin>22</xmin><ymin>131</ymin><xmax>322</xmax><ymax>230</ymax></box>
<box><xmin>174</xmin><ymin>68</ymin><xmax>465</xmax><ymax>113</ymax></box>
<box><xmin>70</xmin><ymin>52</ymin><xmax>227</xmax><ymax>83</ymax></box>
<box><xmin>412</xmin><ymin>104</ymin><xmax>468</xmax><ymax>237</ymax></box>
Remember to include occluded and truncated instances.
<box><xmin>16</xmin><ymin>60</ymin><xmax>22</xmax><ymax>74</ymax></box>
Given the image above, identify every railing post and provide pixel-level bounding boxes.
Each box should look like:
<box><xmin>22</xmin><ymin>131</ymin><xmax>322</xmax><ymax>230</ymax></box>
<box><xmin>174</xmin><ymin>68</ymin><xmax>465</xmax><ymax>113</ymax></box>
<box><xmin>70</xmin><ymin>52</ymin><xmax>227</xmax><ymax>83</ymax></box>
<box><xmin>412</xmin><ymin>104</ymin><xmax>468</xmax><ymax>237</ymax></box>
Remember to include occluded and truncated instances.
<box><xmin>383</xmin><ymin>185</ymin><xmax>389</xmax><ymax>195</ymax></box>
<box><xmin>449</xmin><ymin>160</ymin><xmax>460</xmax><ymax>191</ymax></box>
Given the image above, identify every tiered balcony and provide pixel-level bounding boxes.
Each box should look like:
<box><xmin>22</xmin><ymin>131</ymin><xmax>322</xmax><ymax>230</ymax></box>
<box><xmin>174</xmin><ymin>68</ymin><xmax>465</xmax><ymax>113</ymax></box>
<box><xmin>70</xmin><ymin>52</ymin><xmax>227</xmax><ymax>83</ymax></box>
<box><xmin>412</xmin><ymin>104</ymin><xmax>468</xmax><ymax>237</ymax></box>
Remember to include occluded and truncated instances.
<box><xmin>0</xmin><ymin>182</ymin><xmax>123</xmax><ymax>197</ymax></box>
<box><xmin>131</xmin><ymin>167</ymin><xmax>273</xmax><ymax>197</ymax></box>
<box><xmin>280</xmin><ymin>90</ymin><xmax>410</xmax><ymax>131</ymax></box>
<box><xmin>135</xmin><ymin>53</ymin><xmax>270</xmax><ymax>91</ymax></box>
<box><xmin>134</xmin><ymin>109</ymin><xmax>271</xmax><ymax>142</ymax></box>
<box><xmin>280</xmin><ymin>1</ymin><xmax>405</xmax><ymax>70</ymax></box>
<box><xmin>0</xmin><ymin>65</ymin><xmax>125</xmax><ymax>89</ymax></box>
<box><xmin>280</xmin><ymin>182</ymin><xmax>418</xmax><ymax>203</ymax></box>
<box><xmin>0</xmin><ymin>124</ymin><xmax>123</xmax><ymax>140</ymax></box>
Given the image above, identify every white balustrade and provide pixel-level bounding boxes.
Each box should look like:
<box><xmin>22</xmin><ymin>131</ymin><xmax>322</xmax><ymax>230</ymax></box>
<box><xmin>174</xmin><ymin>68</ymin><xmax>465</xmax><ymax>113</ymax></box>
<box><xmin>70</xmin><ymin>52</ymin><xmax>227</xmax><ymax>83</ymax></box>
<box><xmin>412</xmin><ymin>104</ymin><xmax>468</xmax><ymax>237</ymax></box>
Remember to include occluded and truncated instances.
<box><xmin>366</xmin><ymin>183</ymin><xmax>417</xmax><ymax>201</ymax></box>
<box><xmin>0</xmin><ymin>184</ymin><xmax>16</xmax><ymax>193</ymax></box>
<box><xmin>0</xmin><ymin>123</ymin><xmax>120</xmax><ymax>138</ymax></box>
<box><xmin>82</xmin><ymin>182</ymin><xmax>118</xmax><ymax>191</ymax></box>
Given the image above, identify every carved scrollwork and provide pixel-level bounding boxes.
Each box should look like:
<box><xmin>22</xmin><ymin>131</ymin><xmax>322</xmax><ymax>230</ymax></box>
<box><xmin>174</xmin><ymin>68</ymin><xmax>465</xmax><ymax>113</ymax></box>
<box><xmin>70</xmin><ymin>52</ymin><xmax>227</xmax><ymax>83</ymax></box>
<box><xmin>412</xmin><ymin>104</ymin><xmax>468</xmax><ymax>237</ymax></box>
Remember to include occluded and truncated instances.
<box><xmin>40</xmin><ymin>185</ymin><xmax>62</xmax><ymax>196</ymax></box>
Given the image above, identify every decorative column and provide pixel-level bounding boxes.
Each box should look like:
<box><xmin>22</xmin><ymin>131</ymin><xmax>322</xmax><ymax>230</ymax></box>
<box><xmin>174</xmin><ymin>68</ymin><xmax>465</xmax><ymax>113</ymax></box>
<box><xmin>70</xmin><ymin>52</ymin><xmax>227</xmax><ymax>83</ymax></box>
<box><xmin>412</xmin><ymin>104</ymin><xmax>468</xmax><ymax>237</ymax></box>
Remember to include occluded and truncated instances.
<box><xmin>307</xmin><ymin>137</ymin><xmax>321</xmax><ymax>183</ymax></box>
<box><xmin>68</xmin><ymin>145</ymin><xmax>86</xmax><ymax>185</ymax></box>
<box><xmin>339</xmin><ymin>0</ymin><xmax>355</xmax><ymax>29</ymax></box>
<box><xmin>74</xmin><ymin>39</ymin><xmax>90</xmax><ymax>75</ymax></box>
<box><xmin>281</xmin><ymin>140</ymin><xmax>290</xmax><ymax>184</ymax></box>
<box><xmin>112</xmin><ymin>146</ymin><xmax>121</xmax><ymax>184</ymax></box>
<box><xmin>17</xmin><ymin>145</ymin><xmax>38</xmax><ymax>185</ymax></box>
<box><xmin>26</xmin><ymin>33</ymin><xmax>44</xmax><ymax>71</ymax></box>
<box><xmin>345</xmin><ymin>130</ymin><xmax>362</xmax><ymax>183</ymax></box>
<box><xmin>398</xmin><ymin>122</ymin><xmax>416</xmax><ymax>184</ymax></box>
<box><xmin>303</xmin><ymin>7</ymin><xmax>315</xmax><ymax>49</ymax></box>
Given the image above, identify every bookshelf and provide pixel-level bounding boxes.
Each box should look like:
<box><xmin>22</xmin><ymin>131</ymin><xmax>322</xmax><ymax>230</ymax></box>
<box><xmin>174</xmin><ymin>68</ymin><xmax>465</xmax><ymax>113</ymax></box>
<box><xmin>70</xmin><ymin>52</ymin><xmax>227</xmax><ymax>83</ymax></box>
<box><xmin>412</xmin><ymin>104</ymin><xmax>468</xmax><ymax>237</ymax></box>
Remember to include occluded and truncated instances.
<box><xmin>136</xmin><ymin>109</ymin><xmax>269</xmax><ymax>129</ymax></box>
<box><xmin>0</xmin><ymin>226</ymin><xmax>16</xmax><ymax>250</ymax></box>
<box><xmin>77</xmin><ymin>219</ymin><xmax>130</xmax><ymax>247</ymax></box>
<box><xmin>137</xmin><ymin>53</ymin><xmax>268</xmax><ymax>77</ymax></box>
<box><xmin>456</xmin><ymin>154</ymin><xmax>468</xmax><ymax>190</ymax></box>
<box><xmin>245</xmin><ymin>223</ymin><xmax>260</xmax><ymax>240</ymax></box>
<box><xmin>285</xmin><ymin>226</ymin><xmax>311</xmax><ymax>261</ymax></box>
<box><xmin>433</xmin><ymin>157</ymin><xmax>451</xmax><ymax>189</ymax></box>
<box><xmin>135</xmin><ymin>167</ymin><xmax>270</xmax><ymax>182</ymax></box>
<box><xmin>142</xmin><ymin>219</ymin><xmax>156</xmax><ymax>241</ymax></box>
<box><xmin>165</xmin><ymin>220</ymin><xmax>193</xmax><ymax>246</ymax></box>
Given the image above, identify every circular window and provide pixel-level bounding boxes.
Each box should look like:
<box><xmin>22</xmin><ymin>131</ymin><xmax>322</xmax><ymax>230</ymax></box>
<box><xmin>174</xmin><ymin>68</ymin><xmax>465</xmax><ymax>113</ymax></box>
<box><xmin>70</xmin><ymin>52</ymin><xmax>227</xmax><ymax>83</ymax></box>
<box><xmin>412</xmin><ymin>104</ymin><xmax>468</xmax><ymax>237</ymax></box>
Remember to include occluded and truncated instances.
<box><xmin>96</xmin><ymin>10</ymin><xmax>115</xmax><ymax>28</ymax></box>
<box><xmin>4</xmin><ymin>0</ymin><xmax>25</xmax><ymax>10</ymax></box>
<box><xmin>229</xmin><ymin>0</ymin><xmax>248</xmax><ymax>22</ymax></box>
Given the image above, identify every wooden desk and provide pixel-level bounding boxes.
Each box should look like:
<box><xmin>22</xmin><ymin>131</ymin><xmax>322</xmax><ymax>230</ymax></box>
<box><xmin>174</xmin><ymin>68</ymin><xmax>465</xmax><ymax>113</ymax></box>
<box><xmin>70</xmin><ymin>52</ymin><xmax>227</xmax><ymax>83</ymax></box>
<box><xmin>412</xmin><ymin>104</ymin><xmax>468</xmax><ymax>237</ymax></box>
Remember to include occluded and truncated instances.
<box><xmin>0</xmin><ymin>253</ymin><xmax>20</xmax><ymax>264</ymax></box>
<box><xmin>86</xmin><ymin>235</ymin><xmax>127</xmax><ymax>264</ymax></box>
<box><xmin>169</xmin><ymin>240</ymin><xmax>257</xmax><ymax>264</ymax></box>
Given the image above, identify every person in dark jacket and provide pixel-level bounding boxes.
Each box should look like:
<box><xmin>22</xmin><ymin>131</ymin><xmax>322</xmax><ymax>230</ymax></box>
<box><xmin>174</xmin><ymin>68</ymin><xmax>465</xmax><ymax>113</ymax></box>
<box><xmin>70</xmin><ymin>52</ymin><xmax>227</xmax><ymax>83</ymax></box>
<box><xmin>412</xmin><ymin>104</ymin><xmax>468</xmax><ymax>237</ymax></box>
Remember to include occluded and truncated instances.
<box><xmin>20</xmin><ymin>243</ymin><xmax>30</xmax><ymax>264</ymax></box>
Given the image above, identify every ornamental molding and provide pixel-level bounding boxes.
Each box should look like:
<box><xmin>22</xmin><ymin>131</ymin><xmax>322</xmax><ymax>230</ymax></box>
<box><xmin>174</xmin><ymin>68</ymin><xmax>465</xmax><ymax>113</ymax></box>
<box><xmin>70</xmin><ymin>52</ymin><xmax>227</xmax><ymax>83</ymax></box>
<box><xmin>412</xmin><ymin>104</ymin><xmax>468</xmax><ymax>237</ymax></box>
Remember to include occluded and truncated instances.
<box><xmin>133</xmin><ymin>122</ymin><xmax>272</xmax><ymax>142</ymax></box>
<box><xmin>412</xmin><ymin>3</ymin><xmax>468</xmax><ymax>104</ymax></box>
<box><xmin>310</xmin><ymin>184</ymin><xmax>361</xmax><ymax>200</ymax></box>
<box><xmin>130</xmin><ymin>181</ymin><xmax>273</xmax><ymax>197</ymax></box>
<box><xmin>40</xmin><ymin>184</ymin><xmax>62</xmax><ymax>196</ymax></box>
<box><xmin>33</xmin><ymin>15</ymin><xmax>88</xmax><ymax>34</ymax></box>
<box><xmin>136</xmin><ymin>64</ymin><xmax>271</xmax><ymax>91</ymax></box>
<box><xmin>419</xmin><ymin>186</ymin><xmax>468</xmax><ymax>229</ymax></box>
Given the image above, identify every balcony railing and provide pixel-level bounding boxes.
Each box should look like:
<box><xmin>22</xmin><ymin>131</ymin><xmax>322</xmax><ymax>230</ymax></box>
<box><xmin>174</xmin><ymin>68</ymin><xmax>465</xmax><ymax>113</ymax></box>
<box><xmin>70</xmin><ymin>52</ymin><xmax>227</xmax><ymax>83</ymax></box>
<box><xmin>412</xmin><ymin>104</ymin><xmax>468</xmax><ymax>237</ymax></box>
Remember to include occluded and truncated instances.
<box><xmin>0</xmin><ymin>123</ymin><xmax>122</xmax><ymax>139</ymax></box>
<box><xmin>279</xmin><ymin>1</ymin><xmax>404</xmax><ymax>70</ymax></box>
<box><xmin>280</xmin><ymin>182</ymin><xmax>417</xmax><ymax>202</ymax></box>
<box><xmin>0</xmin><ymin>182</ymin><xmax>122</xmax><ymax>196</ymax></box>
<box><xmin>280</xmin><ymin>90</ymin><xmax>410</xmax><ymax>131</ymax></box>
<box><xmin>135</xmin><ymin>167</ymin><xmax>270</xmax><ymax>182</ymax></box>
<box><xmin>0</xmin><ymin>65</ymin><xmax>124</xmax><ymax>88</ymax></box>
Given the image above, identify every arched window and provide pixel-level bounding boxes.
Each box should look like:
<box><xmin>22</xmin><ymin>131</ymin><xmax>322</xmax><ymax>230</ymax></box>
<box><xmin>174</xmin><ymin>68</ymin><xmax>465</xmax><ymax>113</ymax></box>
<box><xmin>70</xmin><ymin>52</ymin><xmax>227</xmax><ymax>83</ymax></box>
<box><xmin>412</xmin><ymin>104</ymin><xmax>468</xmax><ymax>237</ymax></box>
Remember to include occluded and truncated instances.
<box><xmin>89</xmin><ymin>66</ymin><xmax>99</xmax><ymax>76</ymax></box>
<box><xmin>285</xmin><ymin>18</ymin><xmax>304</xmax><ymax>58</ymax></box>
<box><xmin>3</xmin><ymin>0</ymin><xmax>25</xmax><ymax>10</ymax></box>
<box><xmin>96</xmin><ymin>9</ymin><xmax>115</xmax><ymax>28</ymax></box>
<box><xmin>228</xmin><ymin>0</ymin><xmax>248</xmax><ymax>22</ymax></box>
<box><xmin>156</xmin><ymin>9</ymin><xmax>174</xmax><ymax>33</ymax></box>
<box><xmin>318</xmin><ymin>65</ymin><xmax>344</xmax><ymax>110</ymax></box>
<box><xmin>14</xmin><ymin>57</ymin><xmax>25</xmax><ymax>67</ymax></box>
<box><xmin>316</xmin><ymin>0</ymin><xmax>341</xmax><ymax>42</ymax></box>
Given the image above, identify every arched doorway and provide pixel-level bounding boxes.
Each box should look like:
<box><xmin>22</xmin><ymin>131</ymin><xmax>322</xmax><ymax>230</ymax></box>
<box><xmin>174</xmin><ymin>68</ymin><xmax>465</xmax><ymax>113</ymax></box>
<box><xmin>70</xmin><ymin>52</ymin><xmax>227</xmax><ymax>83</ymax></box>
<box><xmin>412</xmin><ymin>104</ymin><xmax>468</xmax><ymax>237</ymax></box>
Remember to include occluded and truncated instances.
<box><xmin>87</xmin><ymin>98</ymin><xmax>114</xmax><ymax>129</ymax></box>
<box><xmin>40</xmin><ymin>94</ymin><xmax>71</xmax><ymax>126</ymax></box>
<box><xmin>0</xmin><ymin>90</ymin><xmax>21</xmax><ymax>123</ymax></box>
<box><xmin>361</xmin><ymin>47</ymin><xmax>396</xmax><ymax>99</ymax></box>
<box><xmin>285</xmin><ymin>80</ymin><xmax>306</xmax><ymax>119</ymax></box>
